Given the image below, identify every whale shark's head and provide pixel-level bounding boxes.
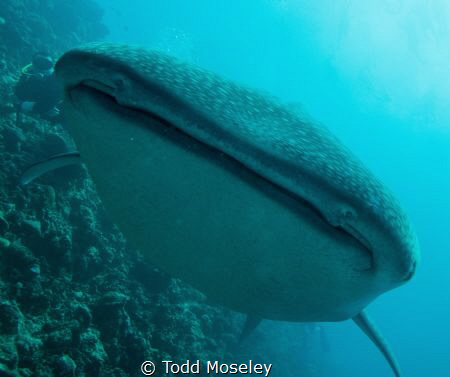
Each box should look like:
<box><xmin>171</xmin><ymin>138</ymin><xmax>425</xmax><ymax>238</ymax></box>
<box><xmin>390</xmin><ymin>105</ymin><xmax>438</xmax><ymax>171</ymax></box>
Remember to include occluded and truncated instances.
<box><xmin>55</xmin><ymin>43</ymin><xmax>419</xmax><ymax>299</ymax></box>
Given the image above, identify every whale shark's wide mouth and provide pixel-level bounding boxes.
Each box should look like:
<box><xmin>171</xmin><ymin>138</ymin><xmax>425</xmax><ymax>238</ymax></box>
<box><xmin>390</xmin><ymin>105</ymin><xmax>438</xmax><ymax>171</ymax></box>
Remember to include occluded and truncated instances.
<box><xmin>68</xmin><ymin>79</ymin><xmax>375</xmax><ymax>271</ymax></box>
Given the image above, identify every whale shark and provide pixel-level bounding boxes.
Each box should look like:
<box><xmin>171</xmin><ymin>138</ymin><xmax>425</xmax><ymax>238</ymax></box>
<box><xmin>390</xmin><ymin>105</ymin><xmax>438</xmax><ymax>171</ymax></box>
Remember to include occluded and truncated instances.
<box><xmin>25</xmin><ymin>43</ymin><xmax>419</xmax><ymax>376</ymax></box>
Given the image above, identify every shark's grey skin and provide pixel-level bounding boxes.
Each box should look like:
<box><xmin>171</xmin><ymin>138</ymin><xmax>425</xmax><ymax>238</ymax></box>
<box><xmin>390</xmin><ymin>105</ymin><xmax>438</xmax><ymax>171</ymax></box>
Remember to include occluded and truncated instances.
<box><xmin>53</xmin><ymin>43</ymin><xmax>419</xmax><ymax>376</ymax></box>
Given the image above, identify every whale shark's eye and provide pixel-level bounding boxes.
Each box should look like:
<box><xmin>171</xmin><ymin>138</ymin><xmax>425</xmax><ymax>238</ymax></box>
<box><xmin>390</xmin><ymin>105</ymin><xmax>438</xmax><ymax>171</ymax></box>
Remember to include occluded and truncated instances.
<box><xmin>341</xmin><ymin>207</ymin><xmax>356</xmax><ymax>221</ymax></box>
<box><xmin>111</xmin><ymin>74</ymin><xmax>126</xmax><ymax>91</ymax></box>
<box><xmin>330</xmin><ymin>205</ymin><xmax>357</xmax><ymax>227</ymax></box>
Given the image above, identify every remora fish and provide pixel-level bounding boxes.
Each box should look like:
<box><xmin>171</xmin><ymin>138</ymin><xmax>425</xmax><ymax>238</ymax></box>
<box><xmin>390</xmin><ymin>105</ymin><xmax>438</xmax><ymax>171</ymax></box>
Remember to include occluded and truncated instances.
<box><xmin>28</xmin><ymin>43</ymin><xmax>419</xmax><ymax>377</ymax></box>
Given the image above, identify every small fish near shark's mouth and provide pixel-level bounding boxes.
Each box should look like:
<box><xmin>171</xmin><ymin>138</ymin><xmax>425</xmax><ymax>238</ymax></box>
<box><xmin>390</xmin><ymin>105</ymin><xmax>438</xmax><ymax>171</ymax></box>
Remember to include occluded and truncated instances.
<box><xmin>68</xmin><ymin>78</ymin><xmax>376</xmax><ymax>273</ymax></box>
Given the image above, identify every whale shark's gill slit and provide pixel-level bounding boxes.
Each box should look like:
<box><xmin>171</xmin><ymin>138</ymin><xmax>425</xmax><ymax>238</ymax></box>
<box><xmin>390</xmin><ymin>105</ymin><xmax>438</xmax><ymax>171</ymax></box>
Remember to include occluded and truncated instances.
<box><xmin>77</xmin><ymin>82</ymin><xmax>373</xmax><ymax>262</ymax></box>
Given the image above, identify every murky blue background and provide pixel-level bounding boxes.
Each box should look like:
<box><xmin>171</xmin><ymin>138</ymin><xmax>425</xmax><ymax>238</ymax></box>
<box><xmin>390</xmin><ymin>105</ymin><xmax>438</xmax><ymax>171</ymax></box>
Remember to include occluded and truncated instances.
<box><xmin>95</xmin><ymin>1</ymin><xmax>450</xmax><ymax>375</ymax></box>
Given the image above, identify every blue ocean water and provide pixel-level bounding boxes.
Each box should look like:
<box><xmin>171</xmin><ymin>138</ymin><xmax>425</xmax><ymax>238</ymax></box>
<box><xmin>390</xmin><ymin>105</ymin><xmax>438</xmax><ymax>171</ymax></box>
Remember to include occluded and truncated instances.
<box><xmin>95</xmin><ymin>1</ymin><xmax>450</xmax><ymax>376</ymax></box>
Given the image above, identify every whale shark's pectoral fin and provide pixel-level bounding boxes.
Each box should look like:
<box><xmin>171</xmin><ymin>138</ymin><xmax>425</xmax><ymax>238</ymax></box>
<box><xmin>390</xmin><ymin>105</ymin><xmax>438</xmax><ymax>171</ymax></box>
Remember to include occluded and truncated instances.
<box><xmin>239</xmin><ymin>315</ymin><xmax>262</xmax><ymax>342</ymax></box>
<box><xmin>20</xmin><ymin>152</ymin><xmax>82</xmax><ymax>186</ymax></box>
<box><xmin>353</xmin><ymin>310</ymin><xmax>402</xmax><ymax>377</ymax></box>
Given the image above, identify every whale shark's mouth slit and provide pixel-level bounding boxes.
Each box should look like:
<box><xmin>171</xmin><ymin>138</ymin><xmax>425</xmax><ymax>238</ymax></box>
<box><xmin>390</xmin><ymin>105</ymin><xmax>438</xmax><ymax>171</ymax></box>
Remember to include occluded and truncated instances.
<box><xmin>74</xmin><ymin>82</ymin><xmax>374</xmax><ymax>265</ymax></box>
